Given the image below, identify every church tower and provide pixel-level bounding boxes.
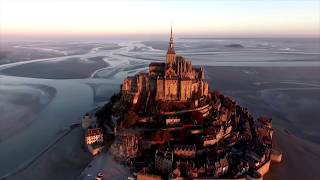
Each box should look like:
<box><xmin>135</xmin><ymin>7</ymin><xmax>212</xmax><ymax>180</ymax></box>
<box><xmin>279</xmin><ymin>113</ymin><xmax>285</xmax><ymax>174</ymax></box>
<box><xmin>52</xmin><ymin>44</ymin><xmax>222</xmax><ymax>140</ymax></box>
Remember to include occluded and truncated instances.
<box><xmin>166</xmin><ymin>26</ymin><xmax>176</xmax><ymax>66</ymax></box>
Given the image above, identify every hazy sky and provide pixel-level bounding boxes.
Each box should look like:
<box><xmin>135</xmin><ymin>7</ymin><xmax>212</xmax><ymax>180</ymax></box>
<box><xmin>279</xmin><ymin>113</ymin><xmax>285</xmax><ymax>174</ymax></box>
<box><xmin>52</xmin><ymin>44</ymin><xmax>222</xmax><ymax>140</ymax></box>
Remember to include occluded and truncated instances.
<box><xmin>0</xmin><ymin>0</ymin><xmax>319</xmax><ymax>40</ymax></box>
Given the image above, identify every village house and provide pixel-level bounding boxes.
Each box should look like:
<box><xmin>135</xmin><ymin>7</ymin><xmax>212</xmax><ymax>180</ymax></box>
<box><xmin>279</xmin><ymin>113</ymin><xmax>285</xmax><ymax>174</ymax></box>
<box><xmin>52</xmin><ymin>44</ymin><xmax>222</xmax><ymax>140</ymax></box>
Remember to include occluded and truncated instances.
<box><xmin>205</xmin><ymin>156</ymin><xmax>229</xmax><ymax>177</ymax></box>
<box><xmin>81</xmin><ymin>113</ymin><xmax>97</xmax><ymax>129</ymax></box>
<box><xmin>155</xmin><ymin>149</ymin><xmax>174</xmax><ymax>175</ymax></box>
<box><xmin>137</xmin><ymin>168</ymin><xmax>163</xmax><ymax>180</ymax></box>
<box><xmin>85</xmin><ymin>128</ymin><xmax>103</xmax><ymax>145</ymax></box>
<box><xmin>91</xmin><ymin>26</ymin><xmax>282</xmax><ymax>180</ymax></box>
<box><xmin>203</xmin><ymin>125</ymin><xmax>232</xmax><ymax>147</ymax></box>
<box><xmin>166</xmin><ymin>116</ymin><xmax>181</xmax><ymax>126</ymax></box>
<box><xmin>174</xmin><ymin>144</ymin><xmax>196</xmax><ymax>158</ymax></box>
<box><xmin>85</xmin><ymin>128</ymin><xmax>104</xmax><ymax>155</ymax></box>
<box><xmin>118</xmin><ymin>131</ymin><xmax>140</xmax><ymax>158</ymax></box>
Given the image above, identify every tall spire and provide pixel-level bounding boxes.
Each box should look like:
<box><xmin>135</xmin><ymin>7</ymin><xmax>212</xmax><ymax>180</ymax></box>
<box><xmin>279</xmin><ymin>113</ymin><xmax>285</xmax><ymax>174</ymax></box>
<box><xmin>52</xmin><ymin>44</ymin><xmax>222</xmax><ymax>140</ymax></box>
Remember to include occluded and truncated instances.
<box><xmin>170</xmin><ymin>25</ymin><xmax>173</xmax><ymax>46</ymax></box>
<box><xmin>167</xmin><ymin>25</ymin><xmax>175</xmax><ymax>54</ymax></box>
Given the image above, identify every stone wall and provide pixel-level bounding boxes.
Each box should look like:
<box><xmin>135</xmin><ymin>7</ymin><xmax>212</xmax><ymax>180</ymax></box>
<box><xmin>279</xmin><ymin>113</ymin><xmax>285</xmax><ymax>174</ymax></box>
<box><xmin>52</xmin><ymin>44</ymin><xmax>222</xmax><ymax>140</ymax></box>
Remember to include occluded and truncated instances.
<box><xmin>165</xmin><ymin>79</ymin><xmax>178</xmax><ymax>100</ymax></box>
<box><xmin>180</xmin><ymin>79</ymin><xmax>192</xmax><ymax>101</ymax></box>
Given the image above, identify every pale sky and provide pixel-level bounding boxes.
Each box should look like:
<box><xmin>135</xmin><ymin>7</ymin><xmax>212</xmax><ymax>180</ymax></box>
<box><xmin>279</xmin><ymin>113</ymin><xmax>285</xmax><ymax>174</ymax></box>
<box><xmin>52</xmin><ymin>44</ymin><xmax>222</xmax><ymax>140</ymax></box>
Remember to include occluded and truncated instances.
<box><xmin>0</xmin><ymin>0</ymin><xmax>319</xmax><ymax>39</ymax></box>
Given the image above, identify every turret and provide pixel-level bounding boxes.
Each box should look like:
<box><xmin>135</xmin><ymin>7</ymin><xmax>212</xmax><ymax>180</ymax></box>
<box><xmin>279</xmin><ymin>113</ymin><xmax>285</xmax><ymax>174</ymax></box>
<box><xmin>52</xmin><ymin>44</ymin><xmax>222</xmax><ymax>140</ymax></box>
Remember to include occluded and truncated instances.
<box><xmin>200</xmin><ymin>67</ymin><xmax>205</xmax><ymax>79</ymax></box>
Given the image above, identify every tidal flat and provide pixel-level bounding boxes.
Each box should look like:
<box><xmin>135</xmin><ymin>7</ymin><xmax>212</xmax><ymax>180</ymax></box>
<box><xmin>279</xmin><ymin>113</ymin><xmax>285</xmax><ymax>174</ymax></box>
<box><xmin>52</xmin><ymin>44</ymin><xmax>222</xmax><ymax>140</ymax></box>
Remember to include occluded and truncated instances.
<box><xmin>0</xmin><ymin>38</ymin><xmax>319</xmax><ymax>180</ymax></box>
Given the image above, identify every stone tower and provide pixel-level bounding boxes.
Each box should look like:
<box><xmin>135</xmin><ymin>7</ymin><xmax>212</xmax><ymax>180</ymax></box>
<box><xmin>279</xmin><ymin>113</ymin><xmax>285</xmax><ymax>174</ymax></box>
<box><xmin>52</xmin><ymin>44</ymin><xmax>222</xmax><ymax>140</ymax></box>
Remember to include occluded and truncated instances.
<box><xmin>166</xmin><ymin>25</ymin><xmax>176</xmax><ymax>66</ymax></box>
<box><xmin>121</xmin><ymin>26</ymin><xmax>209</xmax><ymax>103</ymax></box>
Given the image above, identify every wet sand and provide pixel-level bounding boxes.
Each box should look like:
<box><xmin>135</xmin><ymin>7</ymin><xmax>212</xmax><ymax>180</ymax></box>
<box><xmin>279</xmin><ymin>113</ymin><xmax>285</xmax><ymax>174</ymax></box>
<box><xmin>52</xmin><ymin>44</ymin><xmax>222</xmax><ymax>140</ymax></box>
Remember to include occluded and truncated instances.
<box><xmin>205</xmin><ymin>66</ymin><xmax>320</xmax><ymax>180</ymax></box>
<box><xmin>0</xmin><ymin>44</ymin><xmax>66</xmax><ymax>65</ymax></box>
<box><xmin>205</xmin><ymin>66</ymin><xmax>320</xmax><ymax>144</ymax></box>
<box><xmin>1</xmin><ymin>66</ymin><xmax>319</xmax><ymax>180</ymax></box>
<box><xmin>0</xmin><ymin>76</ymin><xmax>94</xmax><ymax>177</ymax></box>
<box><xmin>0</xmin><ymin>84</ymin><xmax>56</xmax><ymax>142</ymax></box>
<box><xmin>0</xmin><ymin>38</ymin><xmax>319</xmax><ymax>180</ymax></box>
<box><xmin>72</xmin><ymin>66</ymin><xmax>320</xmax><ymax>180</ymax></box>
<box><xmin>78</xmin><ymin>151</ymin><xmax>130</xmax><ymax>180</ymax></box>
<box><xmin>0</xmin><ymin>41</ymin><xmax>122</xmax><ymax>65</ymax></box>
<box><xmin>6</xmin><ymin>128</ymin><xmax>92</xmax><ymax>180</ymax></box>
<box><xmin>0</xmin><ymin>57</ymin><xmax>109</xmax><ymax>79</ymax></box>
<box><xmin>266</xmin><ymin>128</ymin><xmax>320</xmax><ymax>180</ymax></box>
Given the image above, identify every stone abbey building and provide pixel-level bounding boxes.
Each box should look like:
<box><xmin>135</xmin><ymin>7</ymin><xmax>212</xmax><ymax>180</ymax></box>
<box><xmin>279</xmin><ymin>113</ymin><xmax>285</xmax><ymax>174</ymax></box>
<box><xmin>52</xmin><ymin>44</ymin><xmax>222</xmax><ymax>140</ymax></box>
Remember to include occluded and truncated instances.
<box><xmin>121</xmin><ymin>27</ymin><xmax>209</xmax><ymax>104</ymax></box>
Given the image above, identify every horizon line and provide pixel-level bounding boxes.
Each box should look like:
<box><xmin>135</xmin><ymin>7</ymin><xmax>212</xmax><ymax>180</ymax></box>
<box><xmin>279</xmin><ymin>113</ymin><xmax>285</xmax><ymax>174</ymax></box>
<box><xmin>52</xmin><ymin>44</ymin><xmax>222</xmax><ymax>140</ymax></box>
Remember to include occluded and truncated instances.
<box><xmin>1</xmin><ymin>33</ymin><xmax>319</xmax><ymax>42</ymax></box>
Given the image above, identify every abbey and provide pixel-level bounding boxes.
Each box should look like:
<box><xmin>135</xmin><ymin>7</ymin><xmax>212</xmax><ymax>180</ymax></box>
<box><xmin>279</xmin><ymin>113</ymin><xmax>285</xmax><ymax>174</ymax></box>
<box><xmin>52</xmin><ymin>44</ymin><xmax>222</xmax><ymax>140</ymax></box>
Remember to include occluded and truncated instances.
<box><xmin>121</xmin><ymin>27</ymin><xmax>209</xmax><ymax>103</ymax></box>
<box><xmin>93</xmin><ymin>27</ymin><xmax>281</xmax><ymax>180</ymax></box>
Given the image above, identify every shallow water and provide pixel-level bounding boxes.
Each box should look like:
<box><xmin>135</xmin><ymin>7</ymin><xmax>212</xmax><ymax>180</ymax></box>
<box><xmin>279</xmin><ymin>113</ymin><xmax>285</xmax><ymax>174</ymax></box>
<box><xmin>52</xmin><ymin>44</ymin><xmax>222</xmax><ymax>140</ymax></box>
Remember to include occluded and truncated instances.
<box><xmin>0</xmin><ymin>38</ymin><xmax>319</xmax><ymax>178</ymax></box>
<box><xmin>0</xmin><ymin>76</ymin><xmax>94</xmax><ymax>175</ymax></box>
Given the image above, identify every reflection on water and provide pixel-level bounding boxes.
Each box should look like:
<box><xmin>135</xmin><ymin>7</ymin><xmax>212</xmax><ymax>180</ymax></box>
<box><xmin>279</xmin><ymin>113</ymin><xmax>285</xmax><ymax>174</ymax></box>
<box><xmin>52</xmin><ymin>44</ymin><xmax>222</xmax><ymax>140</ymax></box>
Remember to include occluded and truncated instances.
<box><xmin>0</xmin><ymin>76</ymin><xmax>94</xmax><ymax>175</ymax></box>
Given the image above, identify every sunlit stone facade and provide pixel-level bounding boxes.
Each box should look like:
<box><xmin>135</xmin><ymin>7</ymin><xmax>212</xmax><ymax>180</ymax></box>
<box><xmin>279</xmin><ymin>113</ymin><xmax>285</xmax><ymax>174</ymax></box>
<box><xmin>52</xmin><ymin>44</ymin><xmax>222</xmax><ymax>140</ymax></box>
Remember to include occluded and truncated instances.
<box><xmin>121</xmin><ymin>27</ymin><xmax>209</xmax><ymax>104</ymax></box>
